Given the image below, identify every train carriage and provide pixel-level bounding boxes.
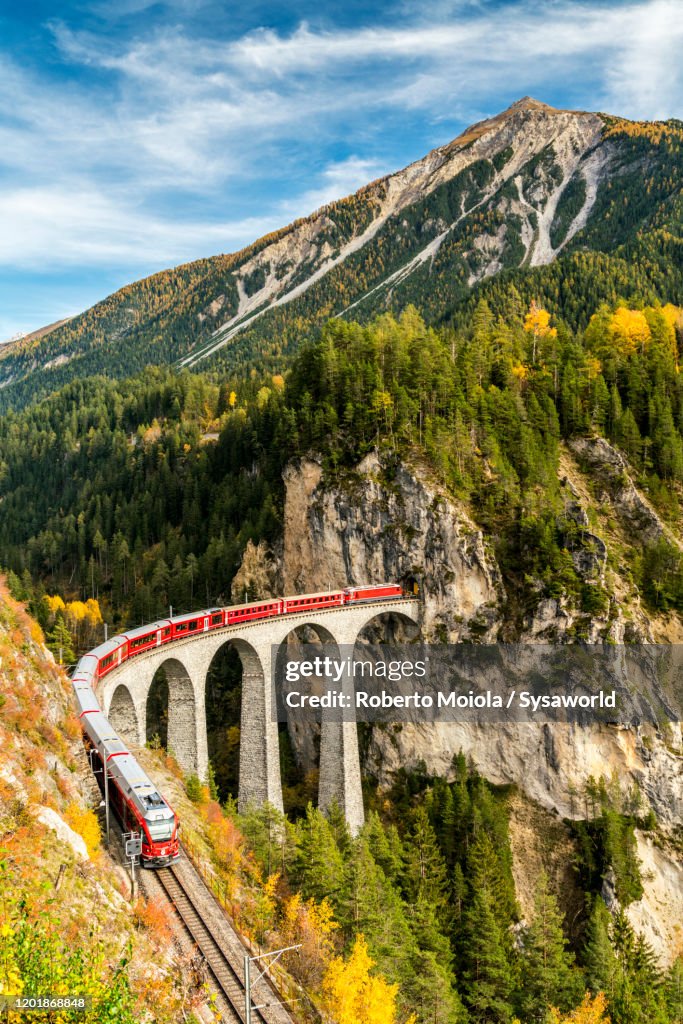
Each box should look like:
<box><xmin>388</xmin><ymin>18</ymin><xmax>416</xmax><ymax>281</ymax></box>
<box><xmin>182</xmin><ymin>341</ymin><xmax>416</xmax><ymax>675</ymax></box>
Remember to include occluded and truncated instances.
<box><xmin>343</xmin><ymin>583</ymin><xmax>404</xmax><ymax>603</ymax></box>
<box><xmin>226</xmin><ymin>598</ymin><xmax>283</xmax><ymax>624</ymax></box>
<box><xmin>282</xmin><ymin>591</ymin><xmax>344</xmax><ymax>613</ymax></box>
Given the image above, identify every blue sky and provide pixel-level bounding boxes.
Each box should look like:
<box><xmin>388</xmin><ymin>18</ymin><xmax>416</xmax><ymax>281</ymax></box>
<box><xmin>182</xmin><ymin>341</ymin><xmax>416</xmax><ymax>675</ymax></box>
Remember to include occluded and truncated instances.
<box><xmin>1</xmin><ymin>0</ymin><xmax>681</xmax><ymax>340</ymax></box>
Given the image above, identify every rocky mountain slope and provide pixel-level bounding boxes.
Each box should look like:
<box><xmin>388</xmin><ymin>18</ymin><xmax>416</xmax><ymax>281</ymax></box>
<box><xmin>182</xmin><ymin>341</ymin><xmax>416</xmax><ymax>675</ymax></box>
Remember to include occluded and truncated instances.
<box><xmin>2</xmin><ymin>98</ymin><xmax>682</xmax><ymax>411</ymax></box>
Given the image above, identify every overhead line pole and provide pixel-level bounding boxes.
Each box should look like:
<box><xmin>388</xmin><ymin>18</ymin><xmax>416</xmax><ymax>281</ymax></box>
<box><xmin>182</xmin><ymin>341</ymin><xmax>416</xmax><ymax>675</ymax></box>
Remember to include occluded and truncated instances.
<box><xmin>244</xmin><ymin>944</ymin><xmax>302</xmax><ymax>1022</ymax></box>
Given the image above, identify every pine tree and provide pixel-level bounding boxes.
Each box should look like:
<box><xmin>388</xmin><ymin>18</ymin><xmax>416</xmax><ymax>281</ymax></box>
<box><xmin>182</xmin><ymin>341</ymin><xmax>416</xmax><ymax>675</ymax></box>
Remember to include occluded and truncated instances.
<box><xmin>404</xmin><ymin>806</ymin><xmax>451</xmax><ymax>928</ymax></box>
<box><xmin>583</xmin><ymin>897</ymin><xmax>616</xmax><ymax>998</ymax></box>
<box><xmin>46</xmin><ymin>615</ymin><xmax>76</xmax><ymax>664</ymax></box>
<box><xmin>664</xmin><ymin>957</ymin><xmax>683</xmax><ymax>1024</ymax></box>
<box><xmin>466</xmin><ymin>827</ymin><xmax>517</xmax><ymax>934</ymax></box>
<box><xmin>519</xmin><ymin>872</ymin><xmax>582</xmax><ymax>1020</ymax></box>
<box><xmin>363</xmin><ymin>811</ymin><xmax>404</xmax><ymax>883</ymax></box>
<box><xmin>326</xmin><ymin>798</ymin><xmax>353</xmax><ymax>857</ymax></box>
<box><xmin>608</xmin><ymin>910</ymin><xmax>668</xmax><ymax>1024</ymax></box>
<box><xmin>461</xmin><ymin>886</ymin><xmax>515</xmax><ymax>1023</ymax></box>
<box><xmin>293</xmin><ymin>805</ymin><xmax>345</xmax><ymax>904</ymax></box>
<box><xmin>406</xmin><ymin>947</ymin><xmax>466</xmax><ymax>1024</ymax></box>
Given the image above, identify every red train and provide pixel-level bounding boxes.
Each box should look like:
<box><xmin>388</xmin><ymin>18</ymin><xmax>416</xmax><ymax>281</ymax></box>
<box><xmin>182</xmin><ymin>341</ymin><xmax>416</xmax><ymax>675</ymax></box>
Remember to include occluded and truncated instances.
<box><xmin>93</xmin><ymin>583</ymin><xmax>414</xmax><ymax>683</ymax></box>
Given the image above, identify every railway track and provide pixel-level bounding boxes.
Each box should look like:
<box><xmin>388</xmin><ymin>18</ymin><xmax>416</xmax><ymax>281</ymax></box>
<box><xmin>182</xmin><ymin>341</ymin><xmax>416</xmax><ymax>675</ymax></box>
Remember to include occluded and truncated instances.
<box><xmin>156</xmin><ymin>866</ymin><xmax>266</xmax><ymax>1024</ymax></box>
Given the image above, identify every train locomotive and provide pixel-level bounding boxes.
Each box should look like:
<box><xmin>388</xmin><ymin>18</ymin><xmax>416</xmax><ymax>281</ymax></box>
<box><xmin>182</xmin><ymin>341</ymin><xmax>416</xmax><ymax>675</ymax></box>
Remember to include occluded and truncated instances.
<box><xmin>72</xmin><ymin>582</ymin><xmax>416</xmax><ymax>866</ymax></box>
<box><xmin>72</xmin><ymin>670</ymin><xmax>180</xmax><ymax>866</ymax></box>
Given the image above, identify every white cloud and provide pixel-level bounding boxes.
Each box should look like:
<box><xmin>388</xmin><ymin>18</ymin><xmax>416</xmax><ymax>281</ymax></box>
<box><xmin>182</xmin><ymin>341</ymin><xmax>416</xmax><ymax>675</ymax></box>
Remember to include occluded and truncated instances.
<box><xmin>284</xmin><ymin>156</ymin><xmax>390</xmax><ymax>217</ymax></box>
<box><xmin>0</xmin><ymin>156</ymin><xmax>388</xmax><ymax>271</ymax></box>
<box><xmin>0</xmin><ymin>185</ymin><xmax>274</xmax><ymax>268</ymax></box>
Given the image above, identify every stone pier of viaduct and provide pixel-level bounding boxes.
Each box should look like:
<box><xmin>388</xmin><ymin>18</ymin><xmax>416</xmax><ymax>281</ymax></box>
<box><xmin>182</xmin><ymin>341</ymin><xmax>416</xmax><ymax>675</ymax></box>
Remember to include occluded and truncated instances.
<box><xmin>97</xmin><ymin>600</ymin><xmax>419</xmax><ymax>834</ymax></box>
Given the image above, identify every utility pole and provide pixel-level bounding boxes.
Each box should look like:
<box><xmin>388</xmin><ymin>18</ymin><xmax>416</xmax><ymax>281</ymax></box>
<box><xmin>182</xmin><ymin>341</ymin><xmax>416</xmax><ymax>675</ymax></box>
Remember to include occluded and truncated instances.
<box><xmin>103</xmin><ymin>748</ymin><xmax>110</xmax><ymax>843</ymax></box>
<box><xmin>243</xmin><ymin>944</ymin><xmax>301</xmax><ymax>1023</ymax></box>
<box><xmin>244</xmin><ymin>955</ymin><xmax>251</xmax><ymax>1024</ymax></box>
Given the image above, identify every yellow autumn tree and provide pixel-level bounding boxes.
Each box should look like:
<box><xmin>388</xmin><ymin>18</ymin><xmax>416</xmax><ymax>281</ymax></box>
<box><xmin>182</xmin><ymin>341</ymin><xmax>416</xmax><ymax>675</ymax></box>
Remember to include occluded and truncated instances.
<box><xmin>84</xmin><ymin>598</ymin><xmax>103</xmax><ymax>625</ymax></box>
<box><xmin>256</xmin><ymin>386</ymin><xmax>272</xmax><ymax>410</ymax></box>
<box><xmin>548</xmin><ymin>992</ymin><xmax>611</xmax><ymax>1024</ymax></box>
<box><xmin>582</xmin><ymin>356</ymin><xmax>603</xmax><ymax>381</ymax></box>
<box><xmin>609</xmin><ymin>307</ymin><xmax>651</xmax><ymax>356</ymax></box>
<box><xmin>282</xmin><ymin>893</ymin><xmax>337</xmax><ymax>987</ymax></box>
<box><xmin>0</xmin><ymin>921</ymin><xmax>24</xmax><ymax>999</ymax></box>
<box><xmin>252</xmin><ymin>872</ymin><xmax>279</xmax><ymax>944</ymax></box>
<box><xmin>661</xmin><ymin>303</ymin><xmax>682</xmax><ymax>335</ymax></box>
<box><xmin>43</xmin><ymin>594</ymin><xmax>65</xmax><ymax>617</ymax></box>
<box><xmin>64</xmin><ymin>597</ymin><xmax>103</xmax><ymax>650</ymax></box>
<box><xmin>322</xmin><ymin>935</ymin><xmax>400</xmax><ymax>1024</ymax></box>
<box><xmin>524</xmin><ymin>300</ymin><xmax>557</xmax><ymax>361</ymax></box>
<box><xmin>649</xmin><ymin>303</ymin><xmax>681</xmax><ymax>364</ymax></box>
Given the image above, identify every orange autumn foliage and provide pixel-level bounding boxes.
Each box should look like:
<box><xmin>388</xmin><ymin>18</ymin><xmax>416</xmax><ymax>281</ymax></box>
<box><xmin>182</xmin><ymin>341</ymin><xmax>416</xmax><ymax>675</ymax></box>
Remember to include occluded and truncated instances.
<box><xmin>133</xmin><ymin>896</ymin><xmax>174</xmax><ymax>949</ymax></box>
<box><xmin>208</xmin><ymin>814</ymin><xmax>246</xmax><ymax>882</ymax></box>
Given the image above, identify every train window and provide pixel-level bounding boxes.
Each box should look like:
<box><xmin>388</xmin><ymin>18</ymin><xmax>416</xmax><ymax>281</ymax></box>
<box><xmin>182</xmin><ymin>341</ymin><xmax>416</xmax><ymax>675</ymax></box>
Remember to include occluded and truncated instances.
<box><xmin>147</xmin><ymin>820</ymin><xmax>174</xmax><ymax>841</ymax></box>
<box><xmin>176</xmin><ymin>623</ymin><xmax>187</xmax><ymax>633</ymax></box>
<box><xmin>162</xmin><ymin>627</ymin><xmax>171</xmax><ymax>637</ymax></box>
<box><xmin>188</xmin><ymin>621</ymin><xmax>198</xmax><ymax>631</ymax></box>
<box><xmin>211</xmin><ymin>614</ymin><xmax>221</xmax><ymax>625</ymax></box>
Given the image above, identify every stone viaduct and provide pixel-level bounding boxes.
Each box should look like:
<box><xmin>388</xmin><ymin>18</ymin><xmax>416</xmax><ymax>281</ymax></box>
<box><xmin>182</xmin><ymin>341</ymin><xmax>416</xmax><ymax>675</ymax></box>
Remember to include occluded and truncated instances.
<box><xmin>97</xmin><ymin>599</ymin><xmax>419</xmax><ymax>834</ymax></box>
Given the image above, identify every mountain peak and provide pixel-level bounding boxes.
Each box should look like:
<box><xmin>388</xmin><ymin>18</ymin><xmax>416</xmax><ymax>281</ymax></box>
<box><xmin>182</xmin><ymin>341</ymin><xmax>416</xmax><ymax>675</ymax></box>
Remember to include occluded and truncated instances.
<box><xmin>444</xmin><ymin>96</ymin><xmax>581</xmax><ymax>156</ymax></box>
<box><xmin>503</xmin><ymin>96</ymin><xmax>560</xmax><ymax>114</ymax></box>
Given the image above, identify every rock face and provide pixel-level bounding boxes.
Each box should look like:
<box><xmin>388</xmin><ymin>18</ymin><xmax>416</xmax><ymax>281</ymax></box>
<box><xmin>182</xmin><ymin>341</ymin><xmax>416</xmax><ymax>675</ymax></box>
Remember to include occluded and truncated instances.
<box><xmin>569</xmin><ymin>436</ymin><xmax>682</xmax><ymax>549</ymax></box>
<box><xmin>364</xmin><ymin>719</ymin><xmax>683</xmax><ymax>830</ymax></box>
<box><xmin>626</xmin><ymin>833</ymin><xmax>683</xmax><ymax>965</ymax></box>
<box><xmin>283</xmin><ymin>453</ymin><xmax>503</xmax><ymax>641</ymax></box>
<box><xmin>230</xmin><ymin>539</ymin><xmax>280</xmax><ymax>602</ymax></box>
